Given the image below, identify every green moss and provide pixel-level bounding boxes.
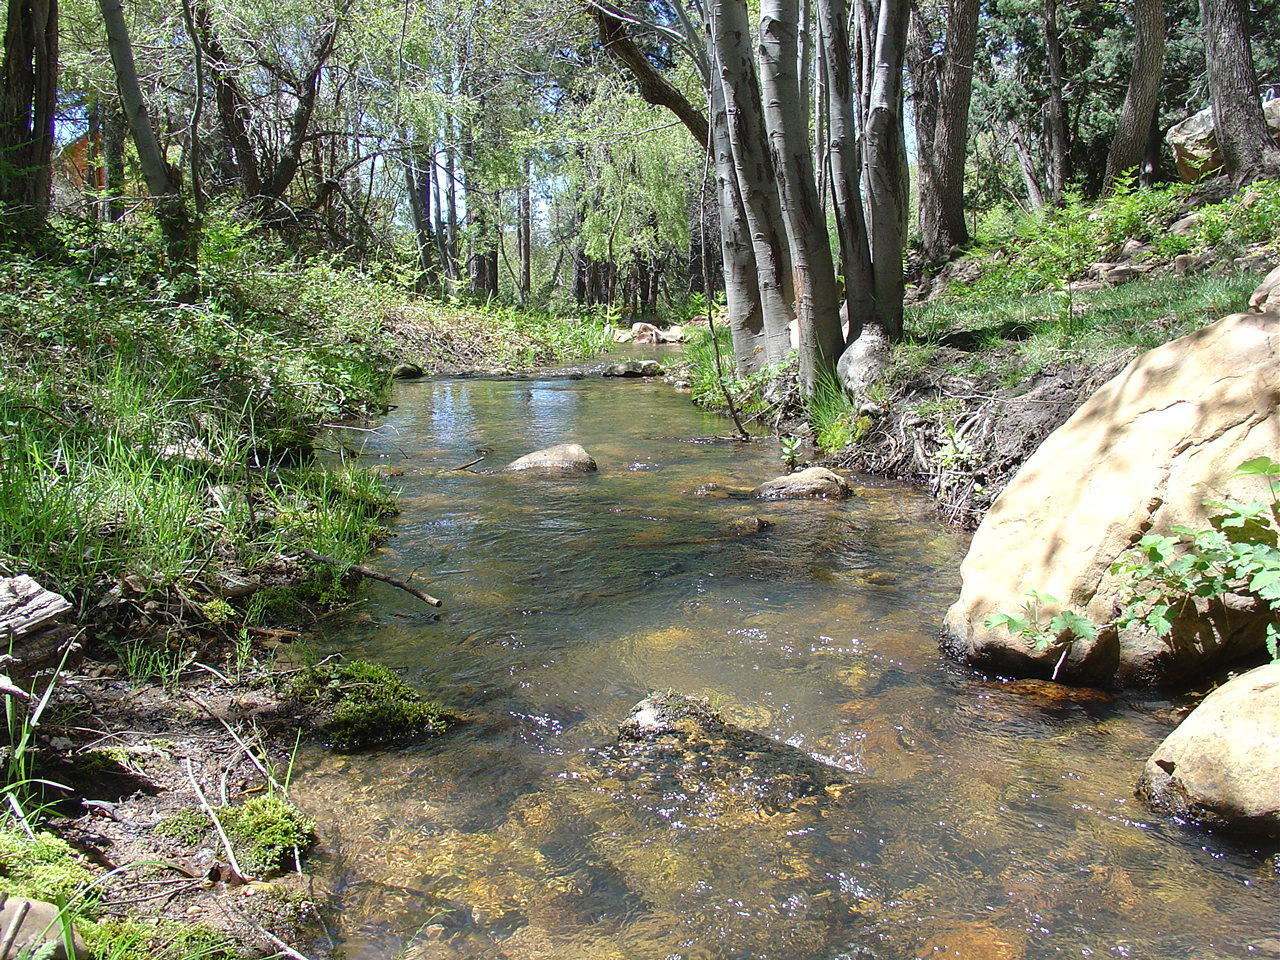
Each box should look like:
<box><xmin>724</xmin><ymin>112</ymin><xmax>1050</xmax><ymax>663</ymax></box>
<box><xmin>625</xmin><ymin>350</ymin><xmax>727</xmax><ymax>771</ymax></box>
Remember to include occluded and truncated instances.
<box><xmin>288</xmin><ymin>659</ymin><xmax>450</xmax><ymax>751</ymax></box>
<box><xmin>219</xmin><ymin>794</ymin><xmax>316</xmax><ymax>877</ymax></box>
<box><xmin>154</xmin><ymin>807</ymin><xmax>209</xmax><ymax>848</ymax></box>
<box><xmin>84</xmin><ymin>918</ymin><xmax>244</xmax><ymax>960</ymax></box>
<box><xmin>0</xmin><ymin>824</ymin><xmax>97</xmax><ymax>911</ymax></box>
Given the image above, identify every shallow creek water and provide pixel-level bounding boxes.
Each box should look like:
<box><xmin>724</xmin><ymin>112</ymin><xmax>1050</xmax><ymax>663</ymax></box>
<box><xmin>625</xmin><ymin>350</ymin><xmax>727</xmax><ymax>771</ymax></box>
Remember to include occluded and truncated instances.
<box><xmin>295</xmin><ymin>351</ymin><xmax>1278</xmax><ymax>960</ymax></box>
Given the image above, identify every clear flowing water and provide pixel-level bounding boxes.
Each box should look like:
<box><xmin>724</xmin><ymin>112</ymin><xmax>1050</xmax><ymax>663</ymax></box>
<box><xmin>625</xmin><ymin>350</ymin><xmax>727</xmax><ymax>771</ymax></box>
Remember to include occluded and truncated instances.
<box><xmin>295</xmin><ymin>352</ymin><xmax>1279</xmax><ymax>960</ymax></box>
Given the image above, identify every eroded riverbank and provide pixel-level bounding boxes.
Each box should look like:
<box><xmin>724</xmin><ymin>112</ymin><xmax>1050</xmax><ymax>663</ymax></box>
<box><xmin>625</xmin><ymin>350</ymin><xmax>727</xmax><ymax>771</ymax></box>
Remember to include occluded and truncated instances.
<box><xmin>295</xmin><ymin>358</ymin><xmax>1278</xmax><ymax>960</ymax></box>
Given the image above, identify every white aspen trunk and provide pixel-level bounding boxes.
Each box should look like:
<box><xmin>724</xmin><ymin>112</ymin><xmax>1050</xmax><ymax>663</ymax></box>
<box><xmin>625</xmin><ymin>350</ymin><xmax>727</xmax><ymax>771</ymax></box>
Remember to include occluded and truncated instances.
<box><xmin>760</xmin><ymin>0</ymin><xmax>844</xmax><ymax>390</ymax></box>
<box><xmin>817</xmin><ymin>0</ymin><xmax>876</xmax><ymax>345</ymax></box>
<box><xmin>708</xmin><ymin>0</ymin><xmax>796</xmax><ymax>366</ymax></box>
<box><xmin>710</xmin><ymin>71</ymin><xmax>769</xmax><ymax>372</ymax></box>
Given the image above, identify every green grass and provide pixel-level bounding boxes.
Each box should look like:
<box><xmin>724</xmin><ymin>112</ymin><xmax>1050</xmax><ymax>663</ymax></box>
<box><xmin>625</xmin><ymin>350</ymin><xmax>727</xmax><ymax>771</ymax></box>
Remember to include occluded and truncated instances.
<box><xmin>806</xmin><ymin>368</ymin><xmax>872</xmax><ymax>453</ymax></box>
<box><xmin>0</xmin><ymin>209</ymin><xmax>606</xmax><ymax>654</ymax></box>
<box><xmin>906</xmin><ymin>271</ymin><xmax>1261</xmax><ymax>386</ymax></box>
<box><xmin>949</xmin><ymin>178</ymin><xmax>1280</xmax><ymax>302</ymax></box>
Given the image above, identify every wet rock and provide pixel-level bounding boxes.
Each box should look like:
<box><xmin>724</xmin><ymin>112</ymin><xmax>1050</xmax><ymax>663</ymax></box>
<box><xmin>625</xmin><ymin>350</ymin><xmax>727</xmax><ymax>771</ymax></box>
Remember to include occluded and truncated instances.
<box><xmin>392</xmin><ymin>362</ymin><xmax>424</xmax><ymax>379</ymax></box>
<box><xmin>602</xmin><ymin>360</ymin><xmax>664</xmax><ymax>378</ymax></box>
<box><xmin>1138</xmin><ymin>663</ymin><xmax>1280</xmax><ymax>835</ymax></box>
<box><xmin>0</xmin><ymin>896</ymin><xmax>86</xmax><ymax>959</ymax></box>
<box><xmin>1003</xmin><ymin>678</ymin><xmax>1113</xmax><ymax>709</ymax></box>
<box><xmin>395</xmin><ymin>692</ymin><xmax>866</xmax><ymax>957</ymax></box>
<box><xmin>1249</xmin><ymin>264</ymin><xmax>1280</xmax><ymax>314</ymax></box>
<box><xmin>726</xmin><ymin>516</ymin><xmax>772</xmax><ymax>536</ymax></box>
<box><xmin>943</xmin><ymin>313</ymin><xmax>1280</xmax><ymax>686</ymax></box>
<box><xmin>753</xmin><ymin>467</ymin><xmax>852</xmax><ymax>500</ymax></box>
<box><xmin>503</xmin><ymin>443</ymin><xmax>597</xmax><ymax>474</ymax></box>
<box><xmin>368</xmin><ymin>464</ymin><xmax>405</xmax><ymax>479</ymax></box>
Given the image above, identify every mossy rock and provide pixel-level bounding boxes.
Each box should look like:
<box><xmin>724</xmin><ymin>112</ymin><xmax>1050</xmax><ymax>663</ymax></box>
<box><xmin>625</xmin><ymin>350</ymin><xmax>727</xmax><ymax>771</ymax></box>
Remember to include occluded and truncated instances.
<box><xmin>287</xmin><ymin>659</ymin><xmax>451</xmax><ymax>751</ymax></box>
<box><xmin>156</xmin><ymin>796</ymin><xmax>315</xmax><ymax>877</ymax></box>
<box><xmin>220</xmin><ymin>794</ymin><xmax>316</xmax><ymax>876</ymax></box>
<box><xmin>0</xmin><ymin>825</ymin><xmax>97</xmax><ymax>911</ymax></box>
<box><xmin>154</xmin><ymin>807</ymin><xmax>209</xmax><ymax>848</ymax></box>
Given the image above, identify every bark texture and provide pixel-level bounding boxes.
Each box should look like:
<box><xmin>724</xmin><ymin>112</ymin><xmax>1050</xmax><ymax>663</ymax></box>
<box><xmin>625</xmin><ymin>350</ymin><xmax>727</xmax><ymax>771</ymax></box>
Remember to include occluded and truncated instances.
<box><xmin>709</xmin><ymin>0</ymin><xmax>795</xmax><ymax>365</ymax></box>
<box><xmin>0</xmin><ymin>0</ymin><xmax>57</xmax><ymax>221</ymax></box>
<box><xmin>1199</xmin><ymin>0</ymin><xmax>1280</xmax><ymax>182</ymax></box>
<box><xmin>1103</xmin><ymin>0</ymin><xmax>1164</xmax><ymax>188</ymax></box>
<box><xmin>908</xmin><ymin>0</ymin><xmax>978</xmax><ymax>263</ymax></box>
<box><xmin>99</xmin><ymin>0</ymin><xmax>196</xmax><ymax>265</ymax></box>
<box><xmin>758</xmin><ymin>0</ymin><xmax>843</xmax><ymax>388</ymax></box>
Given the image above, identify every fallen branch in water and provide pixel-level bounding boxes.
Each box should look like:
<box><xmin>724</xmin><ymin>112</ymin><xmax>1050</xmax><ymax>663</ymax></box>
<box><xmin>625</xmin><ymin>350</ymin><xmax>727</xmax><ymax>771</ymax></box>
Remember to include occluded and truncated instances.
<box><xmin>293</xmin><ymin>548</ymin><xmax>442</xmax><ymax>607</ymax></box>
<box><xmin>454</xmin><ymin>447</ymin><xmax>491</xmax><ymax>471</ymax></box>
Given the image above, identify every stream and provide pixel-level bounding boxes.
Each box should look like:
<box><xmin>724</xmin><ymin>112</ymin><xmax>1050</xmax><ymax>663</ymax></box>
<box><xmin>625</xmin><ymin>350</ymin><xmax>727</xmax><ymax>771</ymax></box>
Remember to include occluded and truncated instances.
<box><xmin>294</xmin><ymin>349</ymin><xmax>1279</xmax><ymax>960</ymax></box>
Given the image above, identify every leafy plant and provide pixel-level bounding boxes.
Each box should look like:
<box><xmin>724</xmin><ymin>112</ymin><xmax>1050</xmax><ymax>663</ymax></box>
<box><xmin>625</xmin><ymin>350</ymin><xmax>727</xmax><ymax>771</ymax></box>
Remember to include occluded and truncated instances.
<box><xmin>985</xmin><ymin>590</ymin><xmax>1099</xmax><ymax>678</ymax></box>
<box><xmin>779</xmin><ymin>434</ymin><xmax>802</xmax><ymax>471</ymax></box>
<box><xmin>1111</xmin><ymin>457</ymin><xmax>1280</xmax><ymax>659</ymax></box>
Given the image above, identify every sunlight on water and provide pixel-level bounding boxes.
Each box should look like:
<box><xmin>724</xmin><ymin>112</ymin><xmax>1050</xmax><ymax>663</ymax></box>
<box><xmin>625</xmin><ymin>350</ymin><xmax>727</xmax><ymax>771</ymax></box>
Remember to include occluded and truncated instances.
<box><xmin>294</xmin><ymin>353</ymin><xmax>1279</xmax><ymax>960</ymax></box>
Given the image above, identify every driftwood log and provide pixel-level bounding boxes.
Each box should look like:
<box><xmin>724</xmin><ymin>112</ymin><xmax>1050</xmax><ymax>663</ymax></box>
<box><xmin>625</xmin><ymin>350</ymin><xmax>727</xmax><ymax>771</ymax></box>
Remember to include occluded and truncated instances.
<box><xmin>0</xmin><ymin>576</ymin><xmax>80</xmax><ymax>688</ymax></box>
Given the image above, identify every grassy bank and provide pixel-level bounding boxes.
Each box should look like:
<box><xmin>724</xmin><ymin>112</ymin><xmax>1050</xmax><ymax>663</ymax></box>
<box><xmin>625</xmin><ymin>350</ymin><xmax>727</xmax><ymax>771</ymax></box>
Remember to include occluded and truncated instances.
<box><xmin>0</xmin><ymin>213</ymin><xmax>609</xmax><ymax>637</ymax></box>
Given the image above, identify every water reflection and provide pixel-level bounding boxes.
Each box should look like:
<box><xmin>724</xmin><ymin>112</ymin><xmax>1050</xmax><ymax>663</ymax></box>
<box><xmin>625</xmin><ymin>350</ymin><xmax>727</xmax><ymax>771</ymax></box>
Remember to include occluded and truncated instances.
<box><xmin>297</xmin><ymin>360</ymin><xmax>1278</xmax><ymax>960</ymax></box>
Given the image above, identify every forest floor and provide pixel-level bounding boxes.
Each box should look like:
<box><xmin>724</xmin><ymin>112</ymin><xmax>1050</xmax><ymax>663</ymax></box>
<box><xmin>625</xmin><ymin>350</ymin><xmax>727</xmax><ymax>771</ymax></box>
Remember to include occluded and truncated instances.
<box><xmin>0</xmin><ymin>221</ymin><xmax>609</xmax><ymax>959</ymax></box>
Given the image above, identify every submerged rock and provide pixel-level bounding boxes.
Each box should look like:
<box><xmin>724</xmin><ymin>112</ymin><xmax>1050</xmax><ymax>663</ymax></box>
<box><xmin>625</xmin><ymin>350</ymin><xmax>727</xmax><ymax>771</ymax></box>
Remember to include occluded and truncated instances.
<box><xmin>503</xmin><ymin>443</ymin><xmax>597</xmax><ymax>474</ymax></box>
<box><xmin>390</xmin><ymin>691</ymin><xmax>868</xmax><ymax>958</ymax></box>
<box><xmin>602</xmin><ymin>360</ymin><xmax>664</xmax><ymax>378</ymax></box>
<box><xmin>753</xmin><ymin>466</ymin><xmax>852</xmax><ymax>500</ymax></box>
<box><xmin>1138</xmin><ymin>663</ymin><xmax>1280</xmax><ymax>836</ymax></box>
<box><xmin>943</xmin><ymin>313</ymin><xmax>1280</xmax><ymax>686</ymax></box>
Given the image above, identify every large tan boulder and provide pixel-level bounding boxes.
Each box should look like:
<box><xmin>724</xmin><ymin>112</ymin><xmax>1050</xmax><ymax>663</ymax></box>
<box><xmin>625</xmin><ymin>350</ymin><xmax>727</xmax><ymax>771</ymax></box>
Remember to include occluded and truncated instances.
<box><xmin>1251</xmin><ymin>264</ymin><xmax>1280</xmax><ymax>314</ymax></box>
<box><xmin>942</xmin><ymin>313</ymin><xmax>1279</xmax><ymax>686</ymax></box>
<box><xmin>503</xmin><ymin>443</ymin><xmax>597</xmax><ymax>475</ymax></box>
<box><xmin>1167</xmin><ymin>99</ymin><xmax>1280</xmax><ymax>182</ymax></box>
<box><xmin>1138</xmin><ymin>663</ymin><xmax>1280</xmax><ymax>835</ymax></box>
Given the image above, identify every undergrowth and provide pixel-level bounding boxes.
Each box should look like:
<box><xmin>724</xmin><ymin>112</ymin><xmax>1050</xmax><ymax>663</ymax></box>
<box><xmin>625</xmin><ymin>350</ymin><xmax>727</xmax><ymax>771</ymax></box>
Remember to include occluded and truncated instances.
<box><xmin>950</xmin><ymin>177</ymin><xmax>1280</xmax><ymax>301</ymax></box>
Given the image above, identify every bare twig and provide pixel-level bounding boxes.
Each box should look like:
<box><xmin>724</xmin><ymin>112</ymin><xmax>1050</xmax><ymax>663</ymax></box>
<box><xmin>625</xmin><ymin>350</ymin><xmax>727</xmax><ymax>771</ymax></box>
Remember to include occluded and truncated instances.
<box><xmin>294</xmin><ymin>548</ymin><xmax>442</xmax><ymax>607</ymax></box>
<box><xmin>184</xmin><ymin>759</ymin><xmax>251</xmax><ymax>884</ymax></box>
<box><xmin>0</xmin><ymin>897</ymin><xmax>30</xmax><ymax>956</ymax></box>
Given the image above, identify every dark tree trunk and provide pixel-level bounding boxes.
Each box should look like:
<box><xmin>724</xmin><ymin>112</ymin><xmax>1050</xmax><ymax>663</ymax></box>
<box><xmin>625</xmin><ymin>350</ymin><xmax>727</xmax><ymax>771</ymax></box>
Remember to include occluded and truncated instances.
<box><xmin>1103</xmin><ymin>0</ymin><xmax>1165</xmax><ymax>189</ymax></box>
<box><xmin>1043</xmin><ymin>0</ymin><xmax>1069</xmax><ymax>201</ymax></box>
<box><xmin>908</xmin><ymin>0</ymin><xmax>979</xmax><ymax>263</ymax></box>
<box><xmin>103</xmin><ymin>102</ymin><xmax>125</xmax><ymax>221</ymax></box>
<box><xmin>1200</xmin><ymin>0</ymin><xmax>1280</xmax><ymax>182</ymax></box>
<box><xmin>518</xmin><ymin>156</ymin><xmax>531</xmax><ymax>299</ymax></box>
<box><xmin>0</xmin><ymin>0</ymin><xmax>57</xmax><ymax>222</ymax></box>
